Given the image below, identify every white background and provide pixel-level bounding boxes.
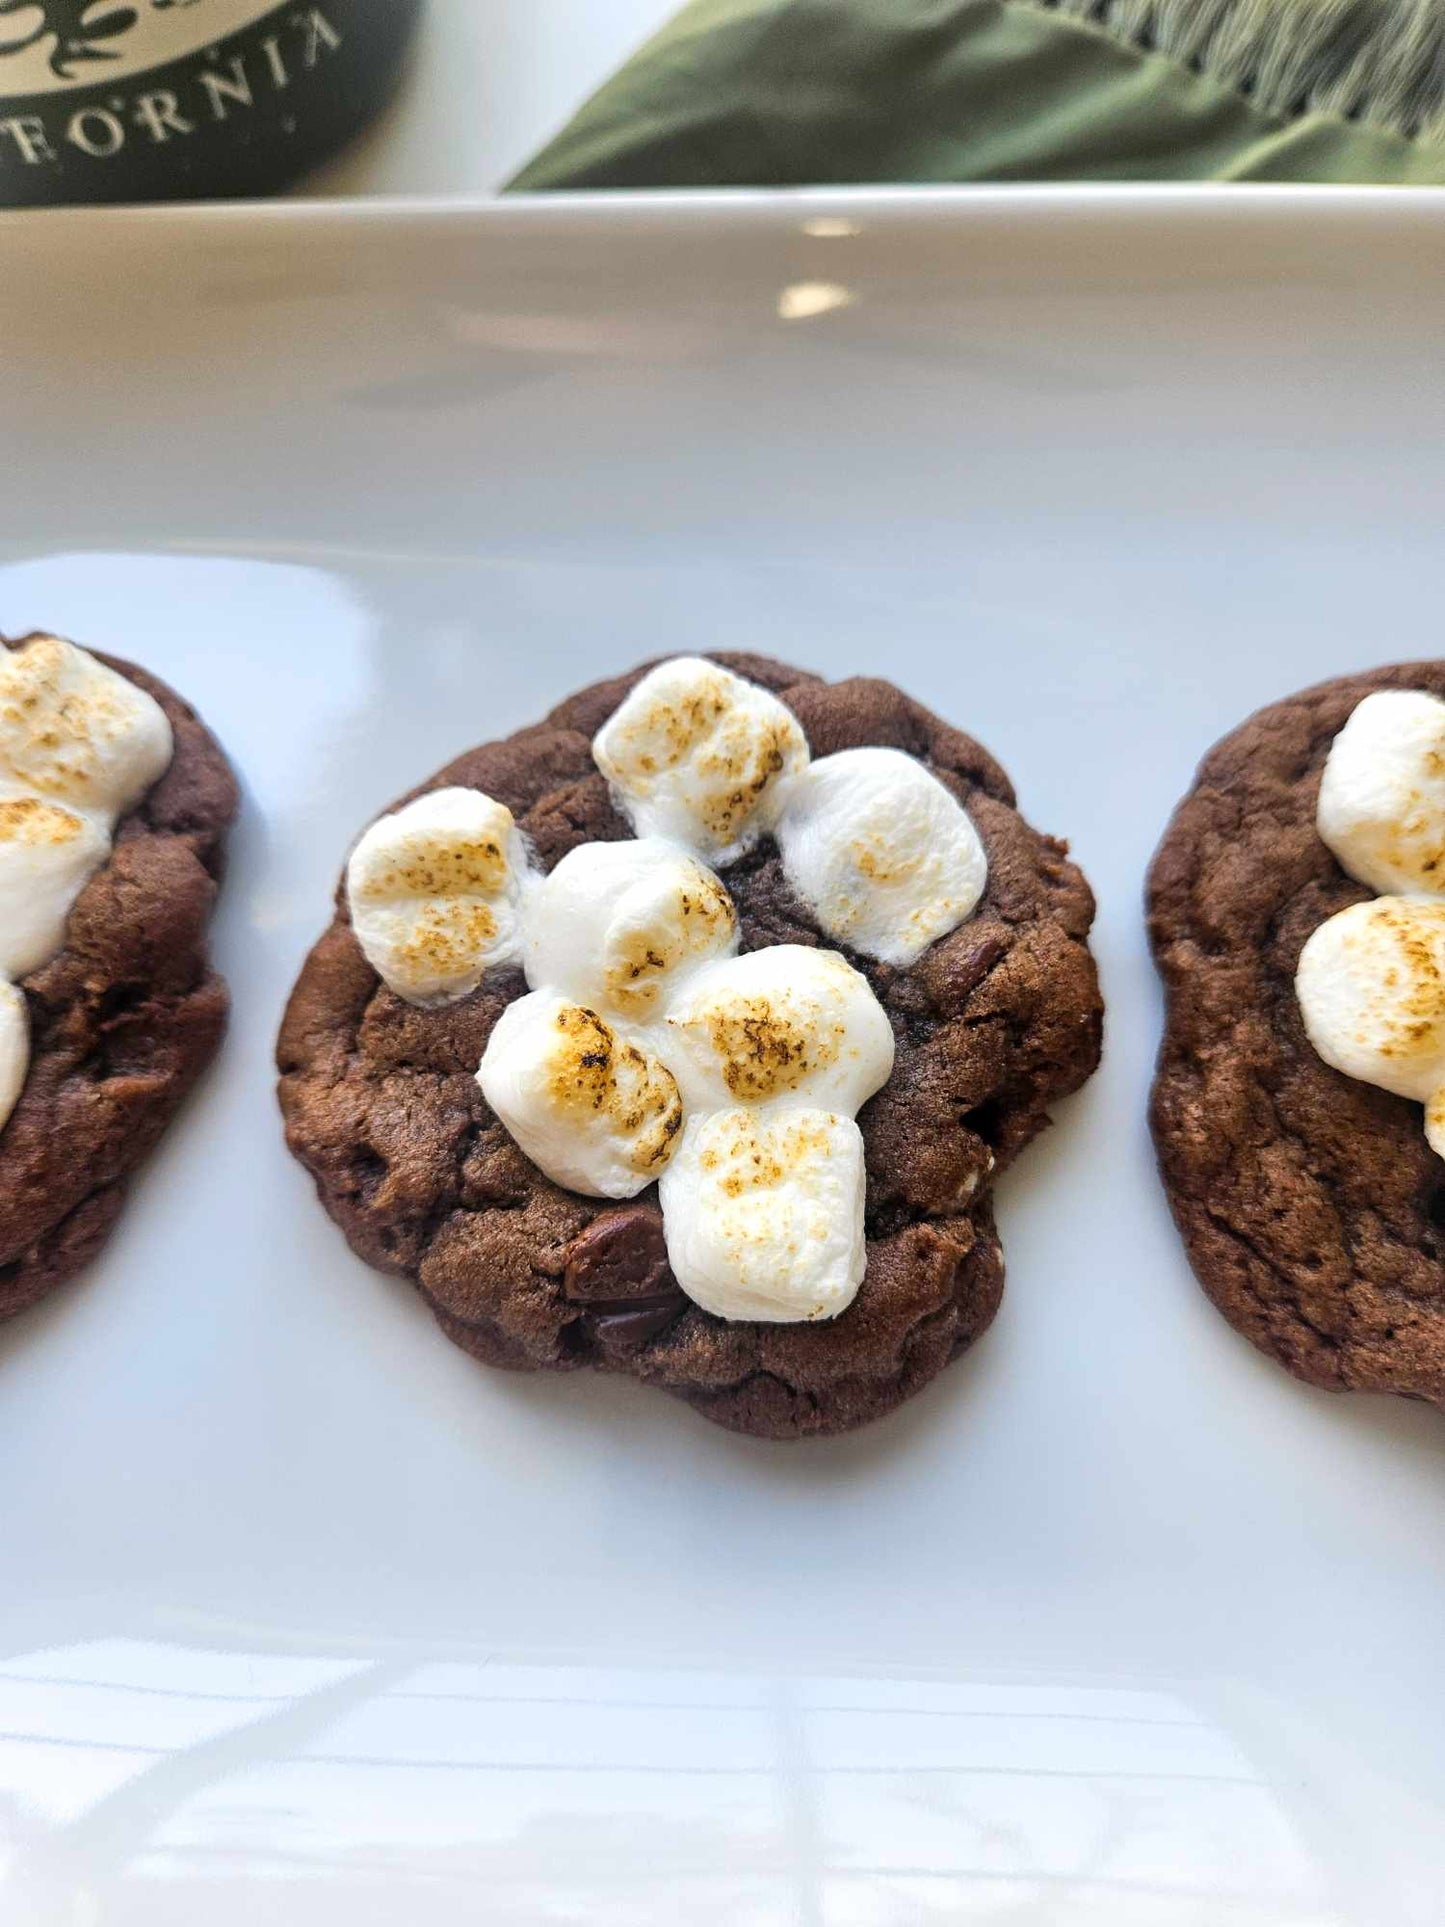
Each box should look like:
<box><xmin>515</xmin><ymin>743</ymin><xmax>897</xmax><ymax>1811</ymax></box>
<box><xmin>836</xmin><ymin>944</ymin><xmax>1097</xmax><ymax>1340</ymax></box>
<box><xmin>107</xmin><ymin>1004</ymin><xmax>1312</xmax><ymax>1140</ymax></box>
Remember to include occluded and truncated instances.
<box><xmin>3</xmin><ymin>187</ymin><xmax>1445</xmax><ymax>1924</ymax></box>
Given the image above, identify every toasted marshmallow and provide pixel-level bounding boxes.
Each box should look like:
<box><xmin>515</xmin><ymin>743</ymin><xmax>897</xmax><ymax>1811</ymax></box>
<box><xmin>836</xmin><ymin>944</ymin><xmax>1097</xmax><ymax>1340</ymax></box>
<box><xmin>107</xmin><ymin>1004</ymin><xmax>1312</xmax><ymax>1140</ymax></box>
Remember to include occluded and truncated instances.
<box><xmin>1317</xmin><ymin>689</ymin><xmax>1445</xmax><ymax>898</ymax></box>
<box><xmin>1297</xmin><ymin>897</ymin><xmax>1445</xmax><ymax>1153</ymax></box>
<box><xmin>593</xmin><ymin>657</ymin><xmax>809</xmax><ymax>861</ymax></box>
<box><xmin>524</xmin><ymin>837</ymin><xmax>738</xmax><ymax>1018</ymax></box>
<box><xmin>0</xmin><ymin>636</ymin><xmax>172</xmax><ymax>819</ymax></box>
<box><xmin>347</xmin><ymin>787</ymin><xmax>528</xmax><ymax>1006</ymax></box>
<box><xmin>478</xmin><ymin>991</ymin><xmax>683</xmax><ymax>1198</ymax></box>
<box><xmin>777</xmin><ymin>747</ymin><xmax>986</xmax><ymax>966</ymax></box>
<box><xmin>0</xmin><ymin>981</ymin><xmax>27</xmax><ymax>1133</ymax></box>
<box><xmin>659</xmin><ymin>1106</ymin><xmax>867</xmax><ymax>1321</ymax></box>
<box><xmin>664</xmin><ymin>943</ymin><xmax>894</xmax><ymax>1115</ymax></box>
<box><xmin>0</xmin><ymin>795</ymin><xmax>111</xmax><ymax>979</ymax></box>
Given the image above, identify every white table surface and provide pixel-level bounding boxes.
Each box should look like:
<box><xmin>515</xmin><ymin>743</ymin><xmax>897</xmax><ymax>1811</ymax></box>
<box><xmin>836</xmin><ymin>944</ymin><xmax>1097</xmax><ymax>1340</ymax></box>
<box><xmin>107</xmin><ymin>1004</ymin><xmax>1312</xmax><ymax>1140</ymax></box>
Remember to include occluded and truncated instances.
<box><xmin>309</xmin><ymin>0</ymin><xmax>679</xmax><ymax>197</ymax></box>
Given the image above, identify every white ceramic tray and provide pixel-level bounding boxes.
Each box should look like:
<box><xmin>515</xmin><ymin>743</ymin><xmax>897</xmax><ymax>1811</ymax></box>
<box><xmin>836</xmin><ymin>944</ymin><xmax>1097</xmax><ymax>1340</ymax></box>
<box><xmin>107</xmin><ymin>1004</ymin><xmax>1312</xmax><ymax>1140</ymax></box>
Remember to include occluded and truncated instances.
<box><xmin>1</xmin><ymin>188</ymin><xmax>1443</xmax><ymax>1926</ymax></box>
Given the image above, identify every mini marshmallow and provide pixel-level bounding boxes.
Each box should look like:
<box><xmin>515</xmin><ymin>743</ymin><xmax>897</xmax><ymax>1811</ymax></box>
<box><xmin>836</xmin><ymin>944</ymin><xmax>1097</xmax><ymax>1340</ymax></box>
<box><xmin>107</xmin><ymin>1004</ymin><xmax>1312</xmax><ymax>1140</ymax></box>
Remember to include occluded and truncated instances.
<box><xmin>0</xmin><ymin>795</ymin><xmax>111</xmax><ymax>979</ymax></box>
<box><xmin>659</xmin><ymin>1106</ymin><xmax>867</xmax><ymax>1322</ymax></box>
<box><xmin>663</xmin><ymin>943</ymin><xmax>894</xmax><ymax>1116</ymax></box>
<box><xmin>777</xmin><ymin>746</ymin><xmax>987</xmax><ymax>966</ymax></box>
<box><xmin>1317</xmin><ymin>689</ymin><xmax>1445</xmax><ymax>898</ymax></box>
<box><xmin>1297</xmin><ymin>896</ymin><xmax>1445</xmax><ymax>1153</ymax></box>
<box><xmin>0</xmin><ymin>981</ymin><xmax>27</xmax><ymax>1134</ymax></box>
<box><xmin>524</xmin><ymin>836</ymin><xmax>738</xmax><ymax>1018</ymax></box>
<box><xmin>0</xmin><ymin>636</ymin><xmax>172</xmax><ymax>819</ymax></box>
<box><xmin>347</xmin><ymin>787</ymin><xmax>528</xmax><ymax>1007</ymax></box>
<box><xmin>593</xmin><ymin>657</ymin><xmax>809</xmax><ymax>861</ymax></box>
<box><xmin>478</xmin><ymin>991</ymin><xmax>683</xmax><ymax>1198</ymax></box>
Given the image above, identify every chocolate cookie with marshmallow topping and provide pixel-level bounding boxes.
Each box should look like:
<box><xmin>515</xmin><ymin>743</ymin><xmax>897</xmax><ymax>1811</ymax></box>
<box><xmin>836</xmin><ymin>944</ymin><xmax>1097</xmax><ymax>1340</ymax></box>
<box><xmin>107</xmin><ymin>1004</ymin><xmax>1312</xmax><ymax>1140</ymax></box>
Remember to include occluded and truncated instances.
<box><xmin>0</xmin><ymin>634</ymin><xmax>236</xmax><ymax>1322</ymax></box>
<box><xmin>279</xmin><ymin>653</ymin><xmax>1101</xmax><ymax>1439</ymax></box>
<box><xmin>1150</xmin><ymin>666</ymin><xmax>1445</xmax><ymax>1408</ymax></box>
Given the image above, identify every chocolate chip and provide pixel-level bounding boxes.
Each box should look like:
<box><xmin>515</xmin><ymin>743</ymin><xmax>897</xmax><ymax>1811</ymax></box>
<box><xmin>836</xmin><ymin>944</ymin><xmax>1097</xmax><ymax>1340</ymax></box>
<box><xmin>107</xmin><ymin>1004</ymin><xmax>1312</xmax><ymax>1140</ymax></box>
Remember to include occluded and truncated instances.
<box><xmin>949</xmin><ymin>933</ymin><xmax>1007</xmax><ymax>998</ymax></box>
<box><xmin>589</xmin><ymin>1299</ymin><xmax>686</xmax><ymax>1353</ymax></box>
<box><xmin>562</xmin><ymin>1204</ymin><xmax>677</xmax><ymax>1304</ymax></box>
<box><xmin>563</xmin><ymin>1206</ymin><xmax>687</xmax><ymax>1353</ymax></box>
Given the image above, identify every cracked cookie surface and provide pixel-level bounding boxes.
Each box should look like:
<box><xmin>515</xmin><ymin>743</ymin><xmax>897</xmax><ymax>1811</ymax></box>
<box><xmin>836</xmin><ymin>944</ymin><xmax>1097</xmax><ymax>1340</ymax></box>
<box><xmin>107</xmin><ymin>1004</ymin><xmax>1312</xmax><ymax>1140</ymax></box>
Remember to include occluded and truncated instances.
<box><xmin>1149</xmin><ymin>663</ymin><xmax>1445</xmax><ymax>1402</ymax></box>
<box><xmin>278</xmin><ymin>654</ymin><xmax>1102</xmax><ymax>1438</ymax></box>
<box><xmin>0</xmin><ymin>643</ymin><xmax>238</xmax><ymax>1320</ymax></box>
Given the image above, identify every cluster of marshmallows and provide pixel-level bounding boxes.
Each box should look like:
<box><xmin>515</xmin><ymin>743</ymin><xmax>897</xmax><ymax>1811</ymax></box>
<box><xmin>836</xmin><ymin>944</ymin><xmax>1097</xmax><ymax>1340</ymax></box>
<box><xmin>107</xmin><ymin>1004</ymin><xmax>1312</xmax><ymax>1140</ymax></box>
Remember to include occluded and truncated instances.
<box><xmin>348</xmin><ymin>657</ymin><xmax>989</xmax><ymax>1323</ymax></box>
<box><xmin>1297</xmin><ymin>688</ymin><xmax>1445</xmax><ymax>1157</ymax></box>
<box><xmin>0</xmin><ymin>638</ymin><xmax>174</xmax><ymax>1134</ymax></box>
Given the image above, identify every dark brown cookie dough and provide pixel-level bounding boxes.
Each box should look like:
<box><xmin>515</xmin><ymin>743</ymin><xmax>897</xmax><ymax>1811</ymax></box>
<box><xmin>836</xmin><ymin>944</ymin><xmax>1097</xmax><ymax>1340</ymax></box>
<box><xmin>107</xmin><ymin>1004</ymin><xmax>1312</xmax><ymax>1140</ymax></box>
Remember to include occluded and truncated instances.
<box><xmin>0</xmin><ymin>639</ymin><xmax>238</xmax><ymax>1322</ymax></box>
<box><xmin>1149</xmin><ymin>663</ymin><xmax>1445</xmax><ymax>1404</ymax></box>
<box><xmin>278</xmin><ymin>654</ymin><xmax>1102</xmax><ymax>1439</ymax></box>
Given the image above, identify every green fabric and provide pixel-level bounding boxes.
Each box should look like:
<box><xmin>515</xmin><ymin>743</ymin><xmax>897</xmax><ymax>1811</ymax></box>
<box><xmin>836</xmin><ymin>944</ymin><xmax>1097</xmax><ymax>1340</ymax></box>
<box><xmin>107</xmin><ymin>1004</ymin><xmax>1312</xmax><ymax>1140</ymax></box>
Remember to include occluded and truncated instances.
<box><xmin>508</xmin><ymin>0</ymin><xmax>1445</xmax><ymax>189</ymax></box>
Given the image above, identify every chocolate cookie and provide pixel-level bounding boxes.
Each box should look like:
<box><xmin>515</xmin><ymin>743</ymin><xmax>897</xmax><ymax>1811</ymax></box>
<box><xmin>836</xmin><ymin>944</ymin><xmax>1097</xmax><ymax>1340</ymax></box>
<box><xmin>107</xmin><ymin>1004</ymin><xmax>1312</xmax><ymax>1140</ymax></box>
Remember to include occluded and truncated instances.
<box><xmin>1149</xmin><ymin>663</ymin><xmax>1445</xmax><ymax>1403</ymax></box>
<box><xmin>0</xmin><ymin>637</ymin><xmax>237</xmax><ymax>1321</ymax></box>
<box><xmin>278</xmin><ymin>654</ymin><xmax>1101</xmax><ymax>1438</ymax></box>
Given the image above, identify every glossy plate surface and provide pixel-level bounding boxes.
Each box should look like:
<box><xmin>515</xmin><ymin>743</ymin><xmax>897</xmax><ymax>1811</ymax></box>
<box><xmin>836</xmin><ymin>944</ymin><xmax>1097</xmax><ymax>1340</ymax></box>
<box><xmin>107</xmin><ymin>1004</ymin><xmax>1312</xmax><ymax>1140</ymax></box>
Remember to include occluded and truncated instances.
<box><xmin>1</xmin><ymin>188</ymin><xmax>1443</xmax><ymax>1925</ymax></box>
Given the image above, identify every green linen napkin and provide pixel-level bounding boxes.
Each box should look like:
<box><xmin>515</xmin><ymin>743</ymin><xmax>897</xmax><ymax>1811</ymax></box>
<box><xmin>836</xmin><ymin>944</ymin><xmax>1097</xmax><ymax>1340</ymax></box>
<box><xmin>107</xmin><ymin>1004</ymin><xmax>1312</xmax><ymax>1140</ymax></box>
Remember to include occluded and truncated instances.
<box><xmin>509</xmin><ymin>0</ymin><xmax>1445</xmax><ymax>188</ymax></box>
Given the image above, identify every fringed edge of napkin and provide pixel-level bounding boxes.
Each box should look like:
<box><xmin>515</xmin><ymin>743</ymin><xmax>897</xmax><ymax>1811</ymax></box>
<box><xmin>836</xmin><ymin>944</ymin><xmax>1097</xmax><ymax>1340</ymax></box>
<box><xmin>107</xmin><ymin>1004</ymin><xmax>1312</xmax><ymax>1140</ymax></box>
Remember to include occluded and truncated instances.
<box><xmin>1031</xmin><ymin>0</ymin><xmax>1445</xmax><ymax>143</ymax></box>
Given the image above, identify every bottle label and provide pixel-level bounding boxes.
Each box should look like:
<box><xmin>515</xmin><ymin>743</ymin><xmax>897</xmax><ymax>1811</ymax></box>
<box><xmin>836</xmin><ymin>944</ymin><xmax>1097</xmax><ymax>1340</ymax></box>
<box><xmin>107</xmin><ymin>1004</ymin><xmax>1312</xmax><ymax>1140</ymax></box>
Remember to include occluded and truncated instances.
<box><xmin>0</xmin><ymin>0</ymin><xmax>417</xmax><ymax>202</ymax></box>
<box><xmin>0</xmin><ymin>2</ymin><xmax>286</xmax><ymax>95</ymax></box>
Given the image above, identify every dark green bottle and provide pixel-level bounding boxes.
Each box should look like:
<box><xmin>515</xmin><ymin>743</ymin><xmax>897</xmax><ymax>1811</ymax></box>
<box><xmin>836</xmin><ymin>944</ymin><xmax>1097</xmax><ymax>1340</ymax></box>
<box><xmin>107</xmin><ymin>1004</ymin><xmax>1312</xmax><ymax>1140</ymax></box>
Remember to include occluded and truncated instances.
<box><xmin>0</xmin><ymin>0</ymin><xmax>423</xmax><ymax>204</ymax></box>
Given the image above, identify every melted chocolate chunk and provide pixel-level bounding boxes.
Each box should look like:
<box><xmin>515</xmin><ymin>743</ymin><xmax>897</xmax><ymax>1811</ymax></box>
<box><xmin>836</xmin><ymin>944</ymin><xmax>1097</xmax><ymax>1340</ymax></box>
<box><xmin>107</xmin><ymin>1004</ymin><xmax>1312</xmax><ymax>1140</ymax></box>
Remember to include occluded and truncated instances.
<box><xmin>588</xmin><ymin>1300</ymin><xmax>688</xmax><ymax>1354</ymax></box>
<box><xmin>563</xmin><ymin>1205</ymin><xmax>677</xmax><ymax>1303</ymax></box>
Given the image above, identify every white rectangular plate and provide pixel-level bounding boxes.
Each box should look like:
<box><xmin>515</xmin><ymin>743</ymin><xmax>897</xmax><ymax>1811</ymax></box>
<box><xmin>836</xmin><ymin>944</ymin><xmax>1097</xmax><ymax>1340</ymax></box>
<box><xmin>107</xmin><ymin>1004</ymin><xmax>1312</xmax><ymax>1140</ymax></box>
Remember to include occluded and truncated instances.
<box><xmin>1</xmin><ymin>188</ymin><xmax>1444</xmax><ymax>1926</ymax></box>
